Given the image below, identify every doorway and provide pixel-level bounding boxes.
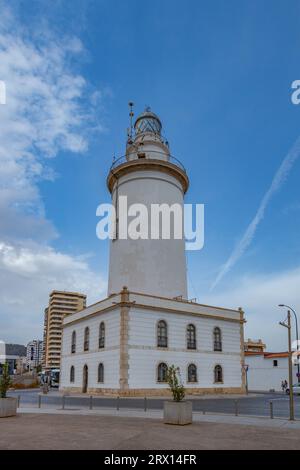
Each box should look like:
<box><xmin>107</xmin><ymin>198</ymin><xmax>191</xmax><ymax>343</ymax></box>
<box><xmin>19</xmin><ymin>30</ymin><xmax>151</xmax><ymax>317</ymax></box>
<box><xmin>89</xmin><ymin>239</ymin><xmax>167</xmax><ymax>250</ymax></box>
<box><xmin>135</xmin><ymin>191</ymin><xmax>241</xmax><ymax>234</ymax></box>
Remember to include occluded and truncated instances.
<box><xmin>82</xmin><ymin>364</ymin><xmax>88</xmax><ymax>393</ymax></box>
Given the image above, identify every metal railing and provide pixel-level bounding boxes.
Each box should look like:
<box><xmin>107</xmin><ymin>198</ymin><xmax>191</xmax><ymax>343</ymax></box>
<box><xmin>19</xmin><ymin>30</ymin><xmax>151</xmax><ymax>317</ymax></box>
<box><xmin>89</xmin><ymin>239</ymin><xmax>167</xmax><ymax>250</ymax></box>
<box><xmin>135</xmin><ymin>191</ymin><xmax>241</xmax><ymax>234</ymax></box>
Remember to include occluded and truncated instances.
<box><xmin>110</xmin><ymin>151</ymin><xmax>186</xmax><ymax>173</ymax></box>
<box><xmin>14</xmin><ymin>392</ymin><xmax>300</xmax><ymax>420</ymax></box>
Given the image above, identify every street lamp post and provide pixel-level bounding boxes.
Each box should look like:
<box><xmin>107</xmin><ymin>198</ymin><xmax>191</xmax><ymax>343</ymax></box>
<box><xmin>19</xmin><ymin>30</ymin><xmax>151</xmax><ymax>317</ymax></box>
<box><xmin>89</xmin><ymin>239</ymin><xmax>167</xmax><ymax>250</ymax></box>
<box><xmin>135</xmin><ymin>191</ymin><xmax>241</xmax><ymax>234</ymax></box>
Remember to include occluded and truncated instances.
<box><xmin>279</xmin><ymin>304</ymin><xmax>300</xmax><ymax>383</ymax></box>
<box><xmin>279</xmin><ymin>310</ymin><xmax>295</xmax><ymax>421</ymax></box>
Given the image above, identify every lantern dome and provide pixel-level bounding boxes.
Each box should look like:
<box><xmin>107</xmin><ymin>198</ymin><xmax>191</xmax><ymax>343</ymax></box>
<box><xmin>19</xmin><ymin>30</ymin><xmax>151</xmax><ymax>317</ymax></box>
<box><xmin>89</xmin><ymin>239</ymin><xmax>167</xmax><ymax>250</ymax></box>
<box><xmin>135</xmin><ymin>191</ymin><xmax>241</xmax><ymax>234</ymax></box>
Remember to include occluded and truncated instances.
<box><xmin>134</xmin><ymin>107</ymin><xmax>162</xmax><ymax>135</ymax></box>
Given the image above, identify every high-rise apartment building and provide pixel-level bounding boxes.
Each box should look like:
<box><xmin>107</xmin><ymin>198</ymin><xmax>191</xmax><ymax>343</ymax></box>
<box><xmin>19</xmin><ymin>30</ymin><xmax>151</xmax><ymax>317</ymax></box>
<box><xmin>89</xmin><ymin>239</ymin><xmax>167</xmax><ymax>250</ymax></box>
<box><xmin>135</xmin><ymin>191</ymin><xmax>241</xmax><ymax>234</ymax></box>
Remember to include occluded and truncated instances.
<box><xmin>43</xmin><ymin>291</ymin><xmax>86</xmax><ymax>370</ymax></box>
<box><xmin>42</xmin><ymin>307</ymin><xmax>48</xmax><ymax>369</ymax></box>
<box><xmin>26</xmin><ymin>340</ymin><xmax>43</xmax><ymax>371</ymax></box>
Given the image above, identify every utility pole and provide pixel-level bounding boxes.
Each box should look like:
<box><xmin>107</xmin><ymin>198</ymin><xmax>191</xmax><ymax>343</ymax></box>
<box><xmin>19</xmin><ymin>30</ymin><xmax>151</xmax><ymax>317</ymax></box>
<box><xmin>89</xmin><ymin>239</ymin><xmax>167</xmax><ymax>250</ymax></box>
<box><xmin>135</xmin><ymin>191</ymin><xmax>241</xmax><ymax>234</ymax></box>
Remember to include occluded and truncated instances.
<box><xmin>287</xmin><ymin>311</ymin><xmax>295</xmax><ymax>421</ymax></box>
<box><xmin>279</xmin><ymin>304</ymin><xmax>300</xmax><ymax>383</ymax></box>
<box><xmin>279</xmin><ymin>310</ymin><xmax>295</xmax><ymax>421</ymax></box>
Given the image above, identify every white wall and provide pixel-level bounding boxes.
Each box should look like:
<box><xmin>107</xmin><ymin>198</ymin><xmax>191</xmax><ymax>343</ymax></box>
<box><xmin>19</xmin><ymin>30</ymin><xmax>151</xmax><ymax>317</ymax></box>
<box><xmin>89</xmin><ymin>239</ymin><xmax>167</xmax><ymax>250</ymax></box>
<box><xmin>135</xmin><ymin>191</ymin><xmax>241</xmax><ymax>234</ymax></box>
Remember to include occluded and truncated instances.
<box><xmin>247</xmin><ymin>355</ymin><xmax>299</xmax><ymax>391</ymax></box>
<box><xmin>108</xmin><ymin>169</ymin><xmax>187</xmax><ymax>299</ymax></box>
<box><xmin>60</xmin><ymin>310</ymin><xmax>120</xmax><ymax>389</ymax></box>
<box><xmin>128</xmin><ymin>307</ymin><xmax>242</xmax><ymax>389</ymax></box>
<box><xmin>60</xmin><ymin>349</ymin><xmax>120</xmax><ymax>389</ymax></box>
<box><xmin>60</xmin><ymin>298</ymin><xmax>243</xmax><ymax>392</ymax></box>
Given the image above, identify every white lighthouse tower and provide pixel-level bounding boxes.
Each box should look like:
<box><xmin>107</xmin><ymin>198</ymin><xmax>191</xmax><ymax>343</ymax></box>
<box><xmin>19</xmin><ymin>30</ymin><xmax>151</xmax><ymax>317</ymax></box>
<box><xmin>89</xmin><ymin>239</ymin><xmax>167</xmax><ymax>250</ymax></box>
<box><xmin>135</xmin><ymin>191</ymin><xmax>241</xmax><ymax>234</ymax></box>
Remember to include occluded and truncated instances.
<box><xmin>60</xmin><ymin>105</ymin><xmax>246</xmax><ymax>397</ymax></box>
<box><xmin>107</xmin><ymin>106</ymin><xmax>189</xmax><ymax>299</ymax></box>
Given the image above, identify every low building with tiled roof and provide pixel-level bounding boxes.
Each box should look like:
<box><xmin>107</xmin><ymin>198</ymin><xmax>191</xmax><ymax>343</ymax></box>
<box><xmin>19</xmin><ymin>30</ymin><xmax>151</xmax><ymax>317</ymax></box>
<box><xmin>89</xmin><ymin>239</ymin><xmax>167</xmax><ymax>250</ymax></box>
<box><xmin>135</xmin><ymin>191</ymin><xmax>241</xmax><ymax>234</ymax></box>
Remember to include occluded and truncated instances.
<box><xmin>244</xmin><ymin>342</ymin><xmax>299</xmax><ymax>392</ymax></box>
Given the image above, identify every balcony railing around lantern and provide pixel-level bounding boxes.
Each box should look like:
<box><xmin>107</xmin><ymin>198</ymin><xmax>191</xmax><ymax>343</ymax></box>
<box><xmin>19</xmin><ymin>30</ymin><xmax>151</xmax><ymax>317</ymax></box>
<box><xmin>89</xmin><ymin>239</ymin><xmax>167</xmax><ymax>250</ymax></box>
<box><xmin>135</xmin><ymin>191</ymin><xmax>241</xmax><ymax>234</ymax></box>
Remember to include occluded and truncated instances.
<box><xmin>110</xmin><ymin>150</ymin><xmax>186</xmax><ymax>173</ymax></box>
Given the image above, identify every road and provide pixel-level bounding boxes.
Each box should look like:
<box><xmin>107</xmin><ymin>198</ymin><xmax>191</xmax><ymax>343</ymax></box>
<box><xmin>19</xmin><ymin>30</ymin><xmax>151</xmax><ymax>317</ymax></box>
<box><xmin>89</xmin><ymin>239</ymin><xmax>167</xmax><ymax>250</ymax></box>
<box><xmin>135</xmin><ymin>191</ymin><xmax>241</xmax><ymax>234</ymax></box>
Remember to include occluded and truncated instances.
<box><xmin>8</xmin><ymin>389</ymin><xmax>300</xmax><ymax>419</ymax></box>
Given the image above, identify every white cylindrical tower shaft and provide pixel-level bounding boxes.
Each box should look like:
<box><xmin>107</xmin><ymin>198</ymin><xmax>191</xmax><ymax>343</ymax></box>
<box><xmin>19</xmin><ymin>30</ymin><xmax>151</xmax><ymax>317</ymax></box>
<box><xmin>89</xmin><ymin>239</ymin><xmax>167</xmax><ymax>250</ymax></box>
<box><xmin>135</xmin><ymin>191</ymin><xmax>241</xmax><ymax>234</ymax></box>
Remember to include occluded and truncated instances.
<box><xmin>107</xmin><ymin>108</ymin><xmax>189</xmax><ymax>299</ymax></box>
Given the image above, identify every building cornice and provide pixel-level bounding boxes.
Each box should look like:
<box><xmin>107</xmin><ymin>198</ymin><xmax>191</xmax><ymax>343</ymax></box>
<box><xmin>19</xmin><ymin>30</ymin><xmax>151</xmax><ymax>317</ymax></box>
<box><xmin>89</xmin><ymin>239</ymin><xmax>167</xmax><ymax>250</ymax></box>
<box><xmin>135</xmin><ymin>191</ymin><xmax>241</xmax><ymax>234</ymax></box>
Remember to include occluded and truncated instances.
<box><xmin>107</xmin><ymin>159</ymin><xmax>189</xmax><ymax>194</ymax></box>
<box><xmin>62</xmin><ymin>299</ymin><xmax>244</xmax><ymax>328</ymax></box>
<box><xmin>62</xmin><ymin>288</ymin><xmax>245</xmax><ymax>327</ymax></box>
<box><xmin>130</xmin><ymin>302</ymin><xmax>244</xmax><ymax>324</ymax></box>
<box><xmin>129</xmin><ymin>290</ymin><xmax>242</xmax><ymax>314</ymax></box>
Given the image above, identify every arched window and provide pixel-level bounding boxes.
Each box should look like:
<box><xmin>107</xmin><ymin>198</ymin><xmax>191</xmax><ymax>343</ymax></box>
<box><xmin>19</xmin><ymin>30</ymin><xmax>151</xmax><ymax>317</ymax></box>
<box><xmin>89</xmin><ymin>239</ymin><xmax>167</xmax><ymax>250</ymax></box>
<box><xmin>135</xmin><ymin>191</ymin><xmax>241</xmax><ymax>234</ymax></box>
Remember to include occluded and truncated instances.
<box><xmin>84</xmin><ymin>327</ymin><xmax>89</xmax><ymax>351</ymax></box>
<box><xmin>157</xmin><ymin>362</ymin><xmax>168</xmax><ymax>382</ymax></box>
<box><xmin>188</xmin><ymin>363</ymin><xmax>197</xmax><ymax>382</ymax></box>
<box><xmin>187</xmin><ymin>324</ymin><xmax>196</xmax><ymax>350</ymax></box>
<box><xmin>70</xmin><ymin>366</ymin><xmax>75</xmax><ymax>383</ymax></box>
<box><xmin>213</xmin><ymin>327</ymin><xmax>222</xmax><ymax>351</ymax></box>
<box><xmin>71</xmin><ymin>331</ymin><xmax>76</xmax><ymax>354</ymax></box>
<box><xmin>214</xmin><ymin>365</ymin><xmax>223</xmax><ymax>383</ymax></box>
<box><xmin>98</xmin><ymin>363</ymin><xmax>104</xmax><ymax>383</ymax></box>
<box><xmin>157</xmin><ymin>320</ymin><xmax>168</xmax><ymax>348</ymax></box>
<box><xmin>99</xmin><ymin>322</ymin><xmax>105</xmax><ymax>349</ymax></box>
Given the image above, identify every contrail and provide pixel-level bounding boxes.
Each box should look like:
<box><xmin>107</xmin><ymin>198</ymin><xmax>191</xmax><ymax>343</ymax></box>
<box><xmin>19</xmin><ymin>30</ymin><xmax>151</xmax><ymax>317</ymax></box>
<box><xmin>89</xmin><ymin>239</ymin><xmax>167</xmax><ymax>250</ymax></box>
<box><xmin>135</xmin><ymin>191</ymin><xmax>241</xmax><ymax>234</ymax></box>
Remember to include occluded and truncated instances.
<box><xmin>210</xmin><ymin>135</ymin><xmax>300</xmax><ymax>292</ymax></box>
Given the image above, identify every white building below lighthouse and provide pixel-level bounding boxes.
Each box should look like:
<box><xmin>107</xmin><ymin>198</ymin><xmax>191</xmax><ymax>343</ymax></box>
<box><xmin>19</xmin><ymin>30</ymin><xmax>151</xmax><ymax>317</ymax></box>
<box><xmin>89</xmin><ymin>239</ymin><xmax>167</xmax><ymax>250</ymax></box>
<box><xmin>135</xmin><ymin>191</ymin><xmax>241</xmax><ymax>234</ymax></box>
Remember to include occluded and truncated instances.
<box><xmin>60</xmin><ymin>107</ymin><xmax>246</xmax><ymax>396</ymax></box>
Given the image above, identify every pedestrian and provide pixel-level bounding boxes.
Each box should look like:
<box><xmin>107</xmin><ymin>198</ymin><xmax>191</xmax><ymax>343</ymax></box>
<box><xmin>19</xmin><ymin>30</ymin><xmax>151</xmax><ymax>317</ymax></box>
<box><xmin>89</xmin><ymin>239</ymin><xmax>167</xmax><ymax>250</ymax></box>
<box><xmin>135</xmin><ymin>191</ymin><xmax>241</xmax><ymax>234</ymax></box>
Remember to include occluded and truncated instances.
<box><xmin>281</xmin><ymin>380</ymin><xmax>285</xmax><ymax>392</ymax></box>
<box><xmin>284</xmin><ymin>379</ymin><xmax>288</xmax><ymax>390</ymax></box>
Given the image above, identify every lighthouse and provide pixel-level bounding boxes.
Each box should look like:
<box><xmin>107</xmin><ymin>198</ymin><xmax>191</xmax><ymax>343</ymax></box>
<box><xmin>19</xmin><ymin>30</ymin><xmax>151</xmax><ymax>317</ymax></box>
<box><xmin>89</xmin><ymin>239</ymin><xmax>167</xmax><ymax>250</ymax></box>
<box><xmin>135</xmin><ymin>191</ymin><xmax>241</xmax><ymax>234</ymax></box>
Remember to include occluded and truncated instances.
<box><xmin>107</xmin><ymin>106</ymin><xmax>189</xmax><ymax>299</ymax></box>
<box><xmin>60</xmin><ymin>105</ymin><xmax>246</xmax><ymax>397</ymax></box>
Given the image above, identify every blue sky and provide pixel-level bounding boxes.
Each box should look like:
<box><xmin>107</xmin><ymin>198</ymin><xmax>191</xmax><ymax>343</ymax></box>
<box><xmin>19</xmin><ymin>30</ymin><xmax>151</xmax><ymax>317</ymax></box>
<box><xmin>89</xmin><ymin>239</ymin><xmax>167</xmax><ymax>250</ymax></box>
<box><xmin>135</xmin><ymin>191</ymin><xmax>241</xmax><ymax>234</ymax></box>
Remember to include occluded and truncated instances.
<box><xmin>1</xmin><ymin>0</ymin><xmax>300</xmax><ymax>349</ymax></box>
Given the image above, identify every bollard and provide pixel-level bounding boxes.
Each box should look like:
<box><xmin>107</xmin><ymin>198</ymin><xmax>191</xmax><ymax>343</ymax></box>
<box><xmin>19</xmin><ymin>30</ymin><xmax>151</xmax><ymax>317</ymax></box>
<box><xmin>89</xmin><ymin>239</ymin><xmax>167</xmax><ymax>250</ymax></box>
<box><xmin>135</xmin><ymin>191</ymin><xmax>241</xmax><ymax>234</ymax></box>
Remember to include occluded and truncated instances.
<box><xmin>89</xmin><ymin>395</ymin><xmax>93</xmax><ymax>410</ymax></box>
<box><xmin>234</xmin><ymin>400</ymin><xmax>238</xmax><ymax>416</ymax></box>
<box><xmin>117</xmin><ymin>396</ymin><xmax>119</xmax><ymax>410</ymax></box>
<box><xmin>144</xmin><ymin>397</ymin><xmax>147</xmax><ymax>412</ymax></box>
<box><xmin>62</xmin><ymin>395</ymin><xmax>65</xmax><ymax>410</ymax></box>
<box><xmin>38</xmin><ymin>395</ymin><xmax>41</xmax><ymax>409</ymax></box>
<box><xmin>270</xmin><ymin>401</ymin><xmax>273</xmax><ymax>419</ymax></box>
<box><xmin>17</xmin><ymin>395</ymin><xmax>20</xmax><ymax>408</ymax></box>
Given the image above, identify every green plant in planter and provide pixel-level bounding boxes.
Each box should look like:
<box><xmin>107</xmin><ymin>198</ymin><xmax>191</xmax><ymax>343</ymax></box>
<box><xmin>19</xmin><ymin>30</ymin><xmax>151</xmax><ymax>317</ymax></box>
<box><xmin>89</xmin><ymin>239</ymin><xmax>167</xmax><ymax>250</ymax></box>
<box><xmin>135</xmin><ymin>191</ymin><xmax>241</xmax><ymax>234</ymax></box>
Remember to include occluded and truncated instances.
<box><xmin>0</xmin><ymin>363</ymin><xmax>12</xmax><ymax>398</ymax></box>
<box><xmin>166</xmin><ymin>365</ymin><xmax>185</xmax><ymax>402</ymax></box>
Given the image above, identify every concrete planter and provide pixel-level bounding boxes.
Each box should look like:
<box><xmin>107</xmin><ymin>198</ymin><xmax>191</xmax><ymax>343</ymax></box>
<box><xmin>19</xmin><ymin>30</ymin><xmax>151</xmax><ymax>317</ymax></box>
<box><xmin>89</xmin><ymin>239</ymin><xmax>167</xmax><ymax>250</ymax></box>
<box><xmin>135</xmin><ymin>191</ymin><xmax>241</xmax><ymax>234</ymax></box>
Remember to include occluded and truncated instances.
<box><xmin>0</xmin><ymin>397</ymin><xmax>17</xmax><ymax>418</ymax></box>
<box><xmin>163</xmin><ymin>400</ymin><xmax>192</xmax><ymax>425</ymax></box>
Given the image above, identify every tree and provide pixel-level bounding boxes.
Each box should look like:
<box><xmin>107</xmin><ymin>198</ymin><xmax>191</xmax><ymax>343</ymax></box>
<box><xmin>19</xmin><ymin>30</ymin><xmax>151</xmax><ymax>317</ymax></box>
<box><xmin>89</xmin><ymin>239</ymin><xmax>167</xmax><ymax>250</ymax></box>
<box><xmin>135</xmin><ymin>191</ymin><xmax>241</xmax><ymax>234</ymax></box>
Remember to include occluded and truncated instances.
<box><xmin>0</xmin><ymin>363</ymin><xmax>12</xmax><ymax>398</ymax></box>
<box><xmin>166</xmin><ymin>365</ymin><xmax>185</xmax><ymax>402</ymax></box>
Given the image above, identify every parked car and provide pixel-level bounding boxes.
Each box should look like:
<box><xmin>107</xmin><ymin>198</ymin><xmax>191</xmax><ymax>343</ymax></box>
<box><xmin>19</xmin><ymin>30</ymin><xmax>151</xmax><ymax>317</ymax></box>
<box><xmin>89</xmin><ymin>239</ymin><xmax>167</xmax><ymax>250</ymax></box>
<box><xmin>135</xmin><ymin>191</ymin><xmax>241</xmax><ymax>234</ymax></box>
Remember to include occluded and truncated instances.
<box><xmin>286</xmin><ymin>383</ymin><xmax>300</xmax><ymax>395</ymax></box>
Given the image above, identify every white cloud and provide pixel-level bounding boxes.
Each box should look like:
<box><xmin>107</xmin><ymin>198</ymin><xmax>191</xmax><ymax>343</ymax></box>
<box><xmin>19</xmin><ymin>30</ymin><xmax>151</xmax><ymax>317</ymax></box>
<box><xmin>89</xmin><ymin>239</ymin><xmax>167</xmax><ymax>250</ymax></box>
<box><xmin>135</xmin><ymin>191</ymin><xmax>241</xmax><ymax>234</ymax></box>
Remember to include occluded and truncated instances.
<box><xmin>0</xmin><ymin>241</ymin><xmax>106</xmax><ymax>344</ymax></box>
<box><xmin>0</xmin><ymin>2</ymin><xmax>103</xmax><ymax>241</ymax></box>
<box><xmin>0</xmin><ymin>3</ymin><xmax>106</xmax><ymax>343</ymax></box>
<box><xmin>204</xmin><ymin>267</ymin><xmax>300</xmax><ymax>351</ymax></box>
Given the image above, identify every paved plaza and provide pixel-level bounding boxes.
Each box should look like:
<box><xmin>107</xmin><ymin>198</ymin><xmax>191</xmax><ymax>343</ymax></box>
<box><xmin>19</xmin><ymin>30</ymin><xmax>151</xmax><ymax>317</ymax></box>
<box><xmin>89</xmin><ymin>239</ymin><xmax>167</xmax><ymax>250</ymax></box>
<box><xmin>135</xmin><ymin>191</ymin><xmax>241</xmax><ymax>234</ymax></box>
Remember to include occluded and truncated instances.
<box><xmin>1</xmin><ymin>412</ymin><xmax>300</xmax><ymax>450</ymax></box>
